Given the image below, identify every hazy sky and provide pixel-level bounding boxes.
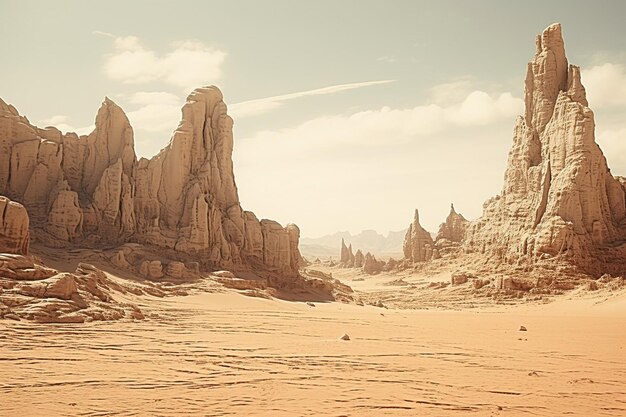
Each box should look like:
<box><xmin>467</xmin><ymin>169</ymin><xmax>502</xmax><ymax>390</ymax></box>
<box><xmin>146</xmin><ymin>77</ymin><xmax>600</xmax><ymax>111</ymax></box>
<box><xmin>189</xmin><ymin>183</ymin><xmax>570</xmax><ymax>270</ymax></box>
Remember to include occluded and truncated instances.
<box><xmin>2</xmin><ymin>1</ymin><xmax>626</xmax><ymax>238</ymax></box>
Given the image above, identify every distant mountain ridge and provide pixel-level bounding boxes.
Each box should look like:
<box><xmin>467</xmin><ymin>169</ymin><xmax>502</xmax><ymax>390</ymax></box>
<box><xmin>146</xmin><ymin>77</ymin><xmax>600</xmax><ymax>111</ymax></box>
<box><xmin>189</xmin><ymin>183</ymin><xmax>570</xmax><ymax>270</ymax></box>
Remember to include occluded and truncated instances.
<box><xmin>300</xmin><ymin>229</ymin><xmax>406</xmax><ymax>259</ymax></box>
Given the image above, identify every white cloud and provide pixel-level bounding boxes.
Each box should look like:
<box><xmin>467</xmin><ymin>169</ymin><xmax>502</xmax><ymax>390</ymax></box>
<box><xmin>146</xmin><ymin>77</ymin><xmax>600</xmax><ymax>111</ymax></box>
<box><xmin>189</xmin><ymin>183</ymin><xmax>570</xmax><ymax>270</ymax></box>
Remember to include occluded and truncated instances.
<box><xmin>39</xmin><ymin>115</ymin><xmax>93</xmax><ymax>135</ymax></box>
<box><xmin>92</xmin><ymin>30</ymin><xmax>114</xmax><ymax>38</ymax></box>
<box><xmin>98</xmin><ymin>33</ymin><xmax>226</xmax><ymax>91</ymax></box>
<box><xmin>229</xmin><ymin>80</ymin><xmax>395</xmax><ymax>118</ymax></box>
<box><xmin>446</xmin><ymin>91</ymin><xmax>521</xmax><ymax>125</ymax></box>
<box><xmin>428</xmin><ymin>77</ymin><xmax>474</xmax><ymax>105</ymax></box>
<box><xmin>41</xmin><ymin>115</ymin><xmax>69</xmax><ymax>125</ymax></box>
<box><xmin>582</xmin><ymin>63</ymin><xmax>626</xmax><ymax>107</ymax></box>
<box><xmin>110</xmin><ymin>91</ymin><xmax>184</xmax><ymax>157</ymax></box>
<box><xmin>125</xmin><ymin>92</ymin><xmax>183</xmax><ymax>133</ymax></box>
<box><xmin>597</xmin><ymin>126</ymin><xmax>626</xmax><ymax>172</ymax></box>
<box><xmin>233</xmin><ymin>89</ymin><xmax>522</xmax><ymax>235</ymax></box>
<box><xmin>240</xmin><ymin>89</ymin><xmax>522</xmax><ymax>155</ymax></box>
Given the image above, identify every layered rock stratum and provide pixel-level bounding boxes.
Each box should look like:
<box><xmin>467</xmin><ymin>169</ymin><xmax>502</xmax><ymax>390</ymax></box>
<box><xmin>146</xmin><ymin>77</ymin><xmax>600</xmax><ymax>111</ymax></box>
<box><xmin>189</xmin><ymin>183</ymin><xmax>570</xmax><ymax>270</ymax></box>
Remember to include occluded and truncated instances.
<box><xmin>0</xmin><ymin>86</ymin><xmax>301</xmax><ymax>280</ymax></box>
<box><xmin>464</xmin><ymin>23</ymin><xmax>626</xmax><ymax>276</ymax></box>
<box><xmin>0</xmin><ymin>196</ymin><xmax>146</xmax><ymax>322</ymax></box>
<box><xmin>0</xmin><ymin>196</ymin><xmax>29</xmax><ymax>255</ymax></box>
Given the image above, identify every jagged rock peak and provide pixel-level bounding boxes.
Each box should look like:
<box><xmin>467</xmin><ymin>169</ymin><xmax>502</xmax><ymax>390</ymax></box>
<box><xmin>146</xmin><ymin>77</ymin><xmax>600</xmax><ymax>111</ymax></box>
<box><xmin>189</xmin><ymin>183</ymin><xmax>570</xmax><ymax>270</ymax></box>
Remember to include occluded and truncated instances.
<box><xmin>403</xmin><ymin>208</ymin><xmax>435</xmax><ymax>263</ymax></box>
<box><xmin>436</xmin><ymin>203</ymin><xmax>468</xmax><ymax>243</ymax></box>
<box><xmin>464</xmin><ymin>23</ymin><xmax>626</xmax><ymax>276</ymax></box>
<box><xmin>0</xmin><ymin>84</ymin><xmax>302</xmax><ymax>280</ymax></box>
<box><xmin>354</xmin><ymin>249</ymin><xmax>364</xmax><ymax>268</ymax></box>
<box><xmin>339</xmin><ymin>238</ymin><xmax>355</xmax><ymax>267</ymax></box>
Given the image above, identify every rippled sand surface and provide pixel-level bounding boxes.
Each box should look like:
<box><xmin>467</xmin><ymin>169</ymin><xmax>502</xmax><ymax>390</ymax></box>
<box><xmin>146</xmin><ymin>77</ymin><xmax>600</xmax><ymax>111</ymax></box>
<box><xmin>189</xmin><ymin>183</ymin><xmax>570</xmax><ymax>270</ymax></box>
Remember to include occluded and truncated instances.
<box><xmin>2</xmin><ymin>292</ymin><xmax>626</xmax><ymax>416</ymax></box>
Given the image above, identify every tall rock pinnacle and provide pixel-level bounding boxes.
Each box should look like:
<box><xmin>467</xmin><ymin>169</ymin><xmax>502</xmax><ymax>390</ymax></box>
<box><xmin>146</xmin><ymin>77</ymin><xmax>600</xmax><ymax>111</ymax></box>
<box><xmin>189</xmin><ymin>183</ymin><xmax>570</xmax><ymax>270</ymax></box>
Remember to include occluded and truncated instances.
<box><xmin>465</xmin><ymin>23</ymin><xmax>626</xmax><ymax>275</ymax></box>
<box><xmin>403</xmin><ymin>208</ymin><xmax>435</xmax><ymax>262</ymax></box>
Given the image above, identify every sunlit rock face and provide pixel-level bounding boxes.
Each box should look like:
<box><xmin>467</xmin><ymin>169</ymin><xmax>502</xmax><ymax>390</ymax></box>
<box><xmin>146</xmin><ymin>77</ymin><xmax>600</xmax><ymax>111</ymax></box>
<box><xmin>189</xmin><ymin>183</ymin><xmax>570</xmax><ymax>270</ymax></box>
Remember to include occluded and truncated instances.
<box><xmin>464</xmin><ymin>23</ymin><xmax>626</xmax><ymax>276</ymax></box>
<box><xmin>436</xmin><ymin>204</ymin><xmax>468</xmax><ymax>244</ymax></box>
<box><xmin>0</xmin><ymin>196</ymin><xmax>29</xmax><ymax>255</ymax></box>
<box><xmin>0</xmin><ymin>86</ymin><xmax>301</xmax><ymax>279</ymax></box>
<box><xmin>403</xmin><ymin>209</ymin><xmax>435</xmax><ymax>263</ymax></box>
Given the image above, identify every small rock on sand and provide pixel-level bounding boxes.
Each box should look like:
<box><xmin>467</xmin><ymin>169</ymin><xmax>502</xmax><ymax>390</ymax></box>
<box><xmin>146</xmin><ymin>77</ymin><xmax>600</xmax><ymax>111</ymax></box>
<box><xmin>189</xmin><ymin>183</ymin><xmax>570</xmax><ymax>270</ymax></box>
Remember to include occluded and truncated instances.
<box><xmin>306</xmin><ymin>302</ymin><xmax>315</xmax><ymax>307</ymax></box>
<box><xmin>519</xmin><ymin>326</ymin><xmax>527</xmax><ymax>331</ymax></box>
<box><xmin>340</xmin><ymin>333</ymin><xmax>350</xmax><ymax>341</ymax></box>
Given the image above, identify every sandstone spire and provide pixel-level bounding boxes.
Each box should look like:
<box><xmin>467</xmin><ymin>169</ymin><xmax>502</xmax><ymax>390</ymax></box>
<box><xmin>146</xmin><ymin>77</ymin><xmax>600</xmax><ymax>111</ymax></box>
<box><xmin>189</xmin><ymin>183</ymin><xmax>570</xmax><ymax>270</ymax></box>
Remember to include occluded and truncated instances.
<box><xmin>465</xmin><ymin>23</ymin><xmax>626</xmax><ymax>275</ymax></box>
<box><xmin>348</xmin><ymin>243</ymin><xmax>355</xmax><ymax>267</ymax></box>
<box><xmin>362</xmin><ymin>251</ymin><xmax>383</xmax><ymax>275</ymax></box>
<box><xmin>354</xmin><ymin>249</ymin><xmax>364</xmax><ymax>268</ymax></box>
<box><xmin>340</xmin><ymin>238</ymin><xmax>350</xmax><ymax>264</ymax></box>
<box><xmin>403</xmin><ymin>209</ymin><xmax>435</xmax><ymax>263</ymax></box>
<box><xmin>436</xmin><ymin>203</ymin><xmax>468</xmax><ymax>243</ymax></box>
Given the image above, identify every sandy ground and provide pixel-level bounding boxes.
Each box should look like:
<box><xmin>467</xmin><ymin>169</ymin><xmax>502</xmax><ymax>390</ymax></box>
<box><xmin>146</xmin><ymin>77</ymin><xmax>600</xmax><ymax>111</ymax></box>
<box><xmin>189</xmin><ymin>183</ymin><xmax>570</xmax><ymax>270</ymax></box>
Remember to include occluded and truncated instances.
<box><xmin>2</xmin><ymin>273</ymin><xmax>626</xmax><ymax>417</ymax></box>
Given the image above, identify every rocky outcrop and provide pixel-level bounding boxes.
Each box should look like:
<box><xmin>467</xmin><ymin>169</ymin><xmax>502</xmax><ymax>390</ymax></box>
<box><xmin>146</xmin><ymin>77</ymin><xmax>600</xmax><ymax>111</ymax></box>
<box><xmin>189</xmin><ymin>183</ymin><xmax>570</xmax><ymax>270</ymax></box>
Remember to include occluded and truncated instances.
<box><xmin>0</xmin><ymin>196</ymin><xmax>144</xmax><ymax>322</ymax></box>
<box><xmin>354</xmin><ymin>249</ymin><xmax>364</xmax><ymax>268</ymax></box>
<box><xmin>347</xmin><ymin>244</ymin><xmax>355</xmax><ymax>266</ymax></box>
<box><xmin>403</xmin><ymin>209</ymin><xmax>436</xmax><ymax>262</ymax></box>
<box><xmin>340</xmin><ymin>238</ymin><xmax>350</xmax><ymax>264</ymax></box>
<box><xmin>0</xmin><ymin>97</ymin><xmax>135</xmax><ymax>245</ymax></box>
<box><xmin>434</xmin><ymin>204</ymin><xmax>469</xmax><ymax>257</ymax></box>
<box><xmin>0</xmin><ymin>196</ymin><xmax>29</xmax><ymax>255</ymax></box>
<box><xmin>0</xmin><ymin>255</ymin><xmax>145</xmax><ymax>323</ymax></box>
<box><xmin>464</xmin><ymin>23</ymin><xmax>626</xmax><ymax>276</ymax></box>
<box><xmin>362</xmin><ymin>252</ymin><xmax>384</xmax><ymax>275</ymax></box>
<box><xmin>0</xmin><ymin>86</ymin><xmax>301</xmax><ymax>280</ymax></box>
<box><xmin>436</xmin><ymin>204</ymin><xmax>468</xmax><ymax>243</ymax></box>
<box><xmin>339</xmin><ymin>238</ymin><xmax>356</xmax><ymax>267</ymax></box>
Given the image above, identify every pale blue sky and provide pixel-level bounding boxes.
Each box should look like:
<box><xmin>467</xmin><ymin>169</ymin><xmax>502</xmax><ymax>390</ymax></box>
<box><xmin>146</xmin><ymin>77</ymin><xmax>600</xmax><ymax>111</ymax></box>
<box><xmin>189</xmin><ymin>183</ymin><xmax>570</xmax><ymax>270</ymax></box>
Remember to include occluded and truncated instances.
<box><xmin>2</xmin><ymin>1</ymin><xmax>626</xmax><ymax>237</ymax></box>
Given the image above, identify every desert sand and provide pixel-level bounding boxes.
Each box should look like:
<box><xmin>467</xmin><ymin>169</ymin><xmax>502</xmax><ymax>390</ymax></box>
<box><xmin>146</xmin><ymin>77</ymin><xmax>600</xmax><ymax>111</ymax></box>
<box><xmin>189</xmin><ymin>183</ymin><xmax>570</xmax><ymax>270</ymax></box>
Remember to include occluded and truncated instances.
<box><xmin>2</xmin><ymin>272</ymin><xmax>625</xmax><ymax>416</ymax></box>
<box><xmin>2</xmin><ymin>20</ymin><xmax>626</xmax><ymax>417</ymax></box>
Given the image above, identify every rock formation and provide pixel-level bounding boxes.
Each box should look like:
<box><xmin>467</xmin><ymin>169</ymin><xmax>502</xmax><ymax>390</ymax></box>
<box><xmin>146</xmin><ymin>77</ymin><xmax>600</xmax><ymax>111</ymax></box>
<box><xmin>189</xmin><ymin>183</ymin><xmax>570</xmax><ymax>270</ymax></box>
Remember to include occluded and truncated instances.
<box><xmin>348</xmin><ymin>244</ymin><xmax>355</xmax><ymax>266</ymax></box>
<box><xmin>403</xmin><ymin>209</ymin><xmax>436</xmax><ymax>262</ymax></box>
<box><xmin>0</xmin><ymin>256</ymin><xmax>147</xmax><ymax>323</ymax></box>
<box><xmin>354</xmin><ymin>249</ymin><xmax>364</xmax><ymax>268</ymax></box>
<box><xmin>338</xmin><ymin>238</ymin><xmax>356</xmax><ymax>267</ymax></box>
<box><xmin>434</xmin><ymin>204</ymin><xmax>469</xmax><ymax>257</ymax></box>
<box><xmin>465</xmin><ymin>23</ymin><xmax>626</xmax><ymax>276</ymax></box>
<box><xmin>0</xmin><ymin>201</ymin><xmax>145</xmax><ymax>322</ymax></box>
<box><xmin>436</xmin><ymin>204</ymin><xmax>468</xmax><ymax>243</ymax></box>
<box><xmin>0</xmin><ymin>86</ymin><xmax>301</xmax><ymax>280</ymax></box>
<box><xmin>0</xmin><ymin>97</ymin><xmax>135</xmax><ymax>246</ymax></box>
<box><xmin>362</xmin><ymin>252</ymin><xmax>384</xmax><ymax>275</ymax></box>
<box><xmin>340</xmin><ymin>238</ymin><xmax>349</xmax><ymax>263</ymax></box>
<box><xmin>0</xmin><ymin>196</ymin><xmax>29</xmax><ymax>255</ymax></box>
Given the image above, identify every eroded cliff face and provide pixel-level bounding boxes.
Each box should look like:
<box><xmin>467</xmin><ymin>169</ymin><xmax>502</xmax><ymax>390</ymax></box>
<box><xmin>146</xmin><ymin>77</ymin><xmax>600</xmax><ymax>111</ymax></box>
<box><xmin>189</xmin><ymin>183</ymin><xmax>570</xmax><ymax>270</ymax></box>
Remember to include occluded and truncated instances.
<box><xmin>0</xmin><ymin>196</ymin><xmax>29</xmax><ymax>255</ymax></box>
<box><xmin>0</xmin><ymin>86</ymin><xmax>301</xmax><ymax>279</ymax></box>
<box><xmin>0</xmin><ymin>96</ymin><xmax>135</xmax><ymax>246</ymax></box>
<box><xmin>132</xmin><ymin>87</ymin><xmax>300</xmax><ymax>277</ymax></box>
<box><xmin>464</xmin><ymin>23</ymin><xmax>626</xmax><ymax>276</ymax></box>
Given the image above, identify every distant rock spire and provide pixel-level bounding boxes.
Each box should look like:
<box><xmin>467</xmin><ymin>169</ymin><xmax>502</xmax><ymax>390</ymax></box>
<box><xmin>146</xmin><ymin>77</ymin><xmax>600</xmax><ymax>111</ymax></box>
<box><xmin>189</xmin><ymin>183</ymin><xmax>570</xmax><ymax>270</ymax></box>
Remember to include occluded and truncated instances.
<box><xmin>403</xmin><ymin>208</ymin><xmax>434</xmax><ymax>263</ymax></box>
<box><xmin>436</xmin><ymin>203</ymin><xmax>468</xmax><ymax>243</ymax></box>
